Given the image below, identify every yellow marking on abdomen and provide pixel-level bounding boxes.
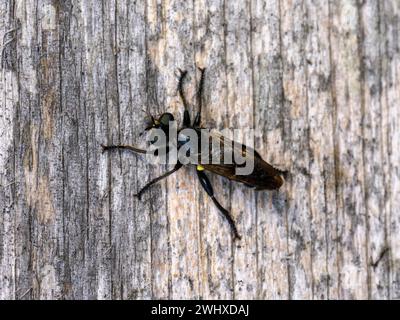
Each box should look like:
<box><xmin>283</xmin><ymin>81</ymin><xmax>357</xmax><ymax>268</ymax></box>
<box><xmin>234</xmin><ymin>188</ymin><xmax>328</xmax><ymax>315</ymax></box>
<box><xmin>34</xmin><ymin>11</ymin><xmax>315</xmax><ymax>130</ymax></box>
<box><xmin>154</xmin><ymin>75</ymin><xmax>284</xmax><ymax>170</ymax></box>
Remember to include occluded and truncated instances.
<box><xmin>197</xmin><ymin>165</ymin><xmax>205</xmax><ymax>171</ymax></box>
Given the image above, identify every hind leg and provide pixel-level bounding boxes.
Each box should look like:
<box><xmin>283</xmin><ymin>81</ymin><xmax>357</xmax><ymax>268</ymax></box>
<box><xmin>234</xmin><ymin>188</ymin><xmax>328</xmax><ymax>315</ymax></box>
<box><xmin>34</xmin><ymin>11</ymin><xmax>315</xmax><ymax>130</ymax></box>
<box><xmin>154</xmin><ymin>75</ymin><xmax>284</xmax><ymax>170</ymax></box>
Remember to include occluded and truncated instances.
<box><xmin>101</xmin><ymin>144</ymin><xmax>147</xmax><ymax>154</ymax></box>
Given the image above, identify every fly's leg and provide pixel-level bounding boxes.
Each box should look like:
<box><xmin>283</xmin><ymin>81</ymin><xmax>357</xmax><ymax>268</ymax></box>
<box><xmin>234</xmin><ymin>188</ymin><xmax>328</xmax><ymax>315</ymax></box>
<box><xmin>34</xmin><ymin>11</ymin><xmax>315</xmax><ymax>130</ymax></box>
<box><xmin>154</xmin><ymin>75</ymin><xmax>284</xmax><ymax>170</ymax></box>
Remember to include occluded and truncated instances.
<box><xmin>135</xmin><ymin>163</ymin><xmax>183</xmax><ymax>199</ymax></box>
<box><xmin>102</xmin><ymin>143</ymin><xmax>170</xmax><ymax>157</ymax></box>
<box><xmin>193</xmin><ymin>67</ymin><xmax>205</xmax><ymax>127</ymax></box>
<box><xmin>102</xmin><ymin>143</ymin><xmax>180</xmax><ymax>199</ymax></box>
<box><xmin>101</xmin><ymin>144</ymin><xmax>147</xmax><ymax>154</ymax></box>
<box><xmin>177</xmin><ymin>68</ymin><xmax>191</xmax><ymax>127</ymax></box>
<box><xmin>196</xmin><ymin>168</ymin><xmax>241</xmax><ymax>240</ymax></box>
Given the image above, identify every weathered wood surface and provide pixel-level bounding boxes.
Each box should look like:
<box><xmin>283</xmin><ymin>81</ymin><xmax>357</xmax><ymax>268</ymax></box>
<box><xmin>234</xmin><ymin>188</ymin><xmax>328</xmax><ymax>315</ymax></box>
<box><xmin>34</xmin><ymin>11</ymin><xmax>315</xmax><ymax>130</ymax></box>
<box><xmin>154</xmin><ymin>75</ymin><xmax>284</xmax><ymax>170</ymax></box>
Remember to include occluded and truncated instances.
<box><xmin>0</xmin><ymin>0</ymin><xmax>399</xmax><ymax>300</ymax></box>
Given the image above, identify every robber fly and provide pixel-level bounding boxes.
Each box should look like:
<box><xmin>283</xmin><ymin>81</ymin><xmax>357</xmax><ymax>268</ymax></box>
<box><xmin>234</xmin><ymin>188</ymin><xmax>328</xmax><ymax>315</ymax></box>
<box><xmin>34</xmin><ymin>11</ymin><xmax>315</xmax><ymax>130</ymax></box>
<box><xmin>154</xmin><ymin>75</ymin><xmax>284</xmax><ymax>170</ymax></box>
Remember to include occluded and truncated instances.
<box><xmin>102</xmin><ymin>68</ymin><xmax>285</xmax><ymax>240</ymax></box>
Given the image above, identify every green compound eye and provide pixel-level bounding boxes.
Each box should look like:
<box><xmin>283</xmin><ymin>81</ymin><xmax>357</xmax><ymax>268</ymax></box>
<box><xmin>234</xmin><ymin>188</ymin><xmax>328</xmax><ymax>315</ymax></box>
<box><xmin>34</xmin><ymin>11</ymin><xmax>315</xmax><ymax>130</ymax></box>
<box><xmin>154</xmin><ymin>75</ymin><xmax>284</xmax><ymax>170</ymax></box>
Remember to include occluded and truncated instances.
<box><xmin>159</xmin><ymin>113</ymin><xmax>174</xmax><ymax>126</ymax></box>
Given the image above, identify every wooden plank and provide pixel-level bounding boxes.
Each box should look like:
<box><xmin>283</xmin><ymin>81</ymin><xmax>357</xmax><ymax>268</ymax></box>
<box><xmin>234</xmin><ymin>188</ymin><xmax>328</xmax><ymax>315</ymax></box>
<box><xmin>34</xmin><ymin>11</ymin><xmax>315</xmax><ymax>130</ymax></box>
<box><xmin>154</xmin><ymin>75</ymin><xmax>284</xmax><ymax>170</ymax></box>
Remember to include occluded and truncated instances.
<box><xmin>111</xmin><ymin>0</ymin><xmax>152</xmax><ymax>300</ymax></box>
<box><xmin>304</xmin><ymin>0</ymin><xmax>338</xmax><ymax>300</ymax></box>
<box><xmin>280</xmin><ymin>0</ymin><xmax>313</xmax><ymax>299</ymax></box>
<box><xmin>0</xmin><ymin>0</ymin><xmax>17</xmax><ymax>300</ymax></box>
<box><xmin>360</xmin><ymin>0</ymin><xmax>390</xmax><ymax>299</ymax></box>
<box><xmin>0</xmin><ymin>0</ymin><xmax>399</xmax><ymax>300</ymax></box>
<box><xmin>194</xmin><ymin>0</ymin><xmax>235</xmax><ymax>300</ymax></box>
<box><xmin>154</xmin><ymin>0</ymin><xmax>201</xmax><ymax>299</ymax></box>
<box><xmin>222</xmin><ymin>1</ymin><xmax>259</xmax><ymax>300</ymax></box>
<box><xmin>330</xmin><ymin>0</ymin><xmax>369</xmax><ymax>299</ymax></box>
<box><xmin>145</xmin><ymin>0</ymin><xmax>174</xmax><ymax>299</ymax></box>
<box><xmin>58</xmin><ymin>0</ymin><xmax>89</xmax><ymax>299</ymax></box>
<box><xmin>381</xmin><ymin>0</ymin><xmax>400</xmax><ymax>299</ymax></box>
<box><xmin>251</xmin><ymin>0</ymin><xmax>289</xmax><ymax>300</ymax></box>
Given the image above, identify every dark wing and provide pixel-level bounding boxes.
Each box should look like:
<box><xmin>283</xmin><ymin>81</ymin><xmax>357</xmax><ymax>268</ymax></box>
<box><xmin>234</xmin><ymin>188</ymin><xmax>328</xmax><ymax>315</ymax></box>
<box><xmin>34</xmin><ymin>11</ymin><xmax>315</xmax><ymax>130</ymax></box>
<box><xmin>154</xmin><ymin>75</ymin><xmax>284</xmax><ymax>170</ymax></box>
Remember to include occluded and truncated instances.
<box><xmin>202</xmin><ymin>161</ymin><xmax>284</xmax><ymax>190</ymax></box>
<box><xmin>196</xmin><ymin>129</ymin><xmax>284</xmax><ymax>190</ymax></box>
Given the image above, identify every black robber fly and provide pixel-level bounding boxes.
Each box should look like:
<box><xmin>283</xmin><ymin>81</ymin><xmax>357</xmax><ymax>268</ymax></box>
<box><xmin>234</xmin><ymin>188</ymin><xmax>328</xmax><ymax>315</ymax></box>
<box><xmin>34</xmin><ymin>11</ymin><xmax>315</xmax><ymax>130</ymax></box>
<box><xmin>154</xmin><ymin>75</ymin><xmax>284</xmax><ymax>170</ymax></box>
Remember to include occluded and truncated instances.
<box><xmin>102</xmin><ymin>68</ymin><xmax>285</xmax><ymax>240</ymax></box>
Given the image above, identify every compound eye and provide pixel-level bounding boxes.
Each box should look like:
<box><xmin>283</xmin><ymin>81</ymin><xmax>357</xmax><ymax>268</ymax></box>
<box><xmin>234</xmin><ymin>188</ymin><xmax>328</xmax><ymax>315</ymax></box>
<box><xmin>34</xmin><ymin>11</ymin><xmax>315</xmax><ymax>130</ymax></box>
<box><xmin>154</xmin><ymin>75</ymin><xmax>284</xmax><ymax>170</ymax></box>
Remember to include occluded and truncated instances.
<box><xmin>159</xmin><ymin>113</ymin><xmax>174</xmax><ymax>126</ymax></box>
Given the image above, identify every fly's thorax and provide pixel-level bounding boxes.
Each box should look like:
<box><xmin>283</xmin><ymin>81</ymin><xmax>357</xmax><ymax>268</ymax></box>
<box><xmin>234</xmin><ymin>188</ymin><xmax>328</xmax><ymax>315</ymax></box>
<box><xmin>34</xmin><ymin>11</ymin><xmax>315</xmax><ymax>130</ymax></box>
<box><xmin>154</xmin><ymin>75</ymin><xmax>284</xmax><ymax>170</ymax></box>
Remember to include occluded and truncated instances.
<box><xmin>176</xmin><ymin>127</ymin><xmax>202</xmax><ymax>164</ymax></box>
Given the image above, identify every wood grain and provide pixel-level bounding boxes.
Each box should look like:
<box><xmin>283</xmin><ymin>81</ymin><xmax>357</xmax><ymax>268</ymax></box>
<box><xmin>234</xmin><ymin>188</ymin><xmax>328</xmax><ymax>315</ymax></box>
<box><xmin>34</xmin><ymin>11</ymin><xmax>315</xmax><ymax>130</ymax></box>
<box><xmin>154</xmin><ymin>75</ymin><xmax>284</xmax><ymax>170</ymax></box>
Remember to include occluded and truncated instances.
<box><xmin>0</xmin><ymin>0</ymin><xmax>399</xmax><ymax>299</ymax></box>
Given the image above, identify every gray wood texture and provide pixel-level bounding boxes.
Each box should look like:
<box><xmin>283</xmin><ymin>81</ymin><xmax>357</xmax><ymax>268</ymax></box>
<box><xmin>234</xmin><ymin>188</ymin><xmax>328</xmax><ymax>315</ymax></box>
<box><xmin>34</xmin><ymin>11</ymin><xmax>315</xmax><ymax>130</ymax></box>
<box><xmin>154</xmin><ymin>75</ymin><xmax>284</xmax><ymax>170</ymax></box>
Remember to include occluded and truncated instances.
<box><xmin>1</xmin><ymin>0</ymin><xmax>399</xmax><ymax>299</ymax></box>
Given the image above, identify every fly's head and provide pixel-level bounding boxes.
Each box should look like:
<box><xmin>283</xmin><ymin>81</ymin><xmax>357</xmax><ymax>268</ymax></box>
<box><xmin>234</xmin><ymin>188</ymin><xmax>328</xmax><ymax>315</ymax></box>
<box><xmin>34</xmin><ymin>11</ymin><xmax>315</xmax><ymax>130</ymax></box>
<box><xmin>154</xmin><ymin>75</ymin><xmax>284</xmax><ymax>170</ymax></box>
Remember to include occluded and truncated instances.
<box><xmin>142</xmin><ymin>112</ymin><xmax>175</xmax><ymax>135</ymax></box>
